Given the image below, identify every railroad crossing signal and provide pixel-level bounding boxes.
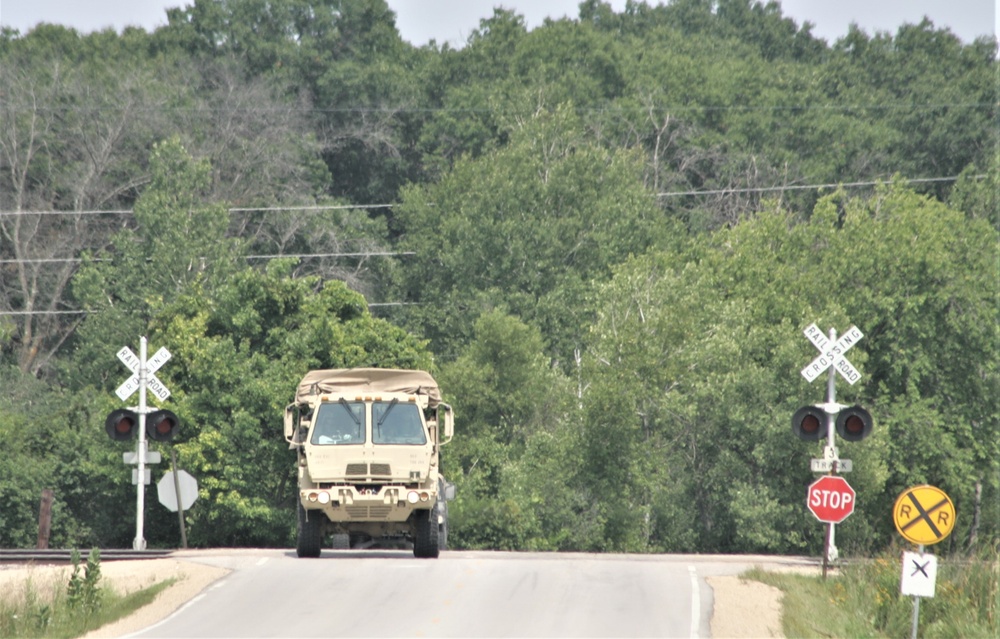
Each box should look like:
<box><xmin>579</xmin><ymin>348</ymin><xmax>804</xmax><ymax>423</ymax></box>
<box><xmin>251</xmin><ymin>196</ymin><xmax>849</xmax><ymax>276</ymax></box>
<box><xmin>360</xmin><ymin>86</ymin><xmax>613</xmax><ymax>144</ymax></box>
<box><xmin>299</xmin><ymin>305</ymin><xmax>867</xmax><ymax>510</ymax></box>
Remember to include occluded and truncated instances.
<box><xmin>794</xmin><ymin>403</ymin><xmax>873</xmax><ymax>442</ymax></box>
<box><xmin>791</xmin><ymin>405</ymin><xmax>827</xmax><ymax>441</ymax></box>
<box><xmin>146</xmin><ymin>410</ymin><xmax>180</xmax><ymax>442</ymax></box>
<box><xmin>835</xmin><ymin>405</ymin><xmax>873</xmax><ymax>441</ymax></box>
<box><xmin>801</xmin><ymin>323</ymin><xmax>863</xmax><ymax>384</ymax></box>
<box><xmin>108</xmin><ymin>337</ymin><xmax>176</xmax><ymax>551</ymax></box>
<box><xmin>106</xmin><ymin>409</ymin><xmax>139</xmax><ymax>441</ymax></box>
<box><xmin>894</xmin><ymin>485</ymin><xmax>956</xmax><ymax>546</ymax></box>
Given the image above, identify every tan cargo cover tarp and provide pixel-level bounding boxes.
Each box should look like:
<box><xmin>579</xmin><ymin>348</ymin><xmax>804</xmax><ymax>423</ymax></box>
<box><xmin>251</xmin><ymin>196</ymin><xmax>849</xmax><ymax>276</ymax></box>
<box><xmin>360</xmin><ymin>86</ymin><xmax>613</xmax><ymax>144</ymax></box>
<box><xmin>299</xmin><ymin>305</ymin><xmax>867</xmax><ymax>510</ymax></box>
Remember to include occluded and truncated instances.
<box><xmin>295</xmin><ymin>368</ymin><xmax>442</xmax><ymax>408</ymax></box>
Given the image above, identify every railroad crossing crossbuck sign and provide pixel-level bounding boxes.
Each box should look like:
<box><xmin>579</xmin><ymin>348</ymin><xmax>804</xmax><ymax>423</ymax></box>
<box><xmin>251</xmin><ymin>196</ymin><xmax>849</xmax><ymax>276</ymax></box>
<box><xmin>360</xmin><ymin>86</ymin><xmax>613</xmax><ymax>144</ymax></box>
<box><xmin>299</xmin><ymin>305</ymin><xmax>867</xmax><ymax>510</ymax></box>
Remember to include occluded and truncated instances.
<box><xmin>801</xmin><ymin>323</ymin><xmax>863</xmax><ymax>384</ymax></box>
<box><xmin>116</xmin><ymin>345</ymin><xmax>172</xmax><ymax>401</ymax></box>
<box><xmin>893</xmin><ymin>485</ymin><xmax>956</xmax><ymax>546</ymax></box>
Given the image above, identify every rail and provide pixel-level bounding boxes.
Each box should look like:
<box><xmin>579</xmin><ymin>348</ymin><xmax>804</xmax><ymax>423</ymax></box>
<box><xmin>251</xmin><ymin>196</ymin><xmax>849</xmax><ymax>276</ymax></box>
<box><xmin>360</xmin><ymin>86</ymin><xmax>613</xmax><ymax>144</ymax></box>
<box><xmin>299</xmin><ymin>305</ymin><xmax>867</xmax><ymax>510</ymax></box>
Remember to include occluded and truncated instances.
<box><xmin>0</xmin><ymin>548</ymin><xmax>174</xmax><ymax>564</ymax></box>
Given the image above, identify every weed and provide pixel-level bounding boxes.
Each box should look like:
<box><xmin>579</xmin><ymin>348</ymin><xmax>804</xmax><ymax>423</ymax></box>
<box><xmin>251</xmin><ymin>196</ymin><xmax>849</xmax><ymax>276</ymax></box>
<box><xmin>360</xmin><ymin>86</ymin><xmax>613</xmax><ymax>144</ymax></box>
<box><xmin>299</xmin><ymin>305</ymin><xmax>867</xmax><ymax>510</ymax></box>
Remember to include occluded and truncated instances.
<box><xmin>0</xmin><ymin>550</ymin><xmax>174</xmax><ymax>638</ymax></box>
<box><xmin>747</xmin><ymin>545</ymin><xmax>999</xmax><ymax>639</ymax></box>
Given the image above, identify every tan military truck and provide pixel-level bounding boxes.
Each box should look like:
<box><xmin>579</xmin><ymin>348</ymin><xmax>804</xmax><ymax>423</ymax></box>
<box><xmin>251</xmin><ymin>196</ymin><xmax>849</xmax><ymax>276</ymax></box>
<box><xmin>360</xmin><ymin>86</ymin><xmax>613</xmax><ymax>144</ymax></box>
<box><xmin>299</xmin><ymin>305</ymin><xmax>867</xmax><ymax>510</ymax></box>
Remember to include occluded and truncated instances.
<box><xmin>284</xmin><ymin>368</ymin><xmax>455</xmax><ymax>558</ymax></box>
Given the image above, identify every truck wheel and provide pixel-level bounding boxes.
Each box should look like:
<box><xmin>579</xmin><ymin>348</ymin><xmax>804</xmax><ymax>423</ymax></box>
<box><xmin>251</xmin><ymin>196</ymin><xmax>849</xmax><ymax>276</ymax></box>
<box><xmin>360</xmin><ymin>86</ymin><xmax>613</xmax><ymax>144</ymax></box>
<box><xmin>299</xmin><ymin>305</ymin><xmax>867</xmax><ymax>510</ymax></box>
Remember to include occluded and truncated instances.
<box><xmin>438</xmin><ymin>517</ymin><xmax>448</xmax><ymax>551</ymax></box>
<box><xmin>296</xmin><ymin>502</ymin><xmax>323</xmax><ymax>558</ymax></box>
<box><xmin>413</xmin><ymin>507</ymin><xmax>440</xmax><ymax>558</ymax></box>
<box><xmin>437</xmin><ymin>478</ymin><xmax>450</xmax><ymax>550</ymax></box>
<box><xmin>438</xmin><ymin>501</ymin><xmax>449</xmax><ymax>550</ymax></box>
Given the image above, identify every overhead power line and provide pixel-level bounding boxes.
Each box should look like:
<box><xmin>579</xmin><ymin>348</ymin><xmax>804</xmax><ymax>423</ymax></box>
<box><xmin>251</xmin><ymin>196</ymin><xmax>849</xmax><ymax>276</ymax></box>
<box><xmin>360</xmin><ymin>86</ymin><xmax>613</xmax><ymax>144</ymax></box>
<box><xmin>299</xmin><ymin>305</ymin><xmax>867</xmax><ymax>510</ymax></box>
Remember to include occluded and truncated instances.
<box><xmin>0</xmin><ymin>174</ymin><xmax>981</xmax><ymax>217</ymax></box>
<box><xmin>656</xmin><ymin>175</ymin><xmax>982</xmax><ymax>198</ymax></box>
<box><xmin>229</xmin><ymin>204</ymin><xmax>394</xmax><ymax>212</ymax></box>
<box><xmin>245</xmin><ymin>251</ymin><xmax>414</xmax><ymax>260</ymax></box>
<box><xmin>0</xmin><ymin>251</ymin><xmax>414</xmax><ymax>265</ymax></box>
<box><xmin>0</xmin><ymin>302</ymin><xmax>416</xmax><ymax>316</ymax></box>
<box><xmin>3</xmin><ymin>102</ymin><xmax>991</xmax><ymax>115</ymax></box>
<box><xmin>0</xmin><ymin>203</ymin><xmax>394</xmax><ymax>217</ymax></box>
<box><xmin>0</xmin><ymin>310</ymin><xmax>99</xmax><ymax>316</ymax></box>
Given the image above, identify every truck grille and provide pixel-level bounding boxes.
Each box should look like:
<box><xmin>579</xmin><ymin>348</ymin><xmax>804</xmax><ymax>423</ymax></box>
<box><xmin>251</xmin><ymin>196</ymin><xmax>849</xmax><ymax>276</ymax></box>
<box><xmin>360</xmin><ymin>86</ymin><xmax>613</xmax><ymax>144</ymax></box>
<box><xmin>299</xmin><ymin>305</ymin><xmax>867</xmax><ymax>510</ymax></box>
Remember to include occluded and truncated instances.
<box><xmin>346</xmin><ymin>505</ymin><xmax>393</xmax><ymax>519</ymax></box>
<box><xmin>345</xmin><ymin>463</ymin><xmax>393</xmax><ymax>476</ymax></box>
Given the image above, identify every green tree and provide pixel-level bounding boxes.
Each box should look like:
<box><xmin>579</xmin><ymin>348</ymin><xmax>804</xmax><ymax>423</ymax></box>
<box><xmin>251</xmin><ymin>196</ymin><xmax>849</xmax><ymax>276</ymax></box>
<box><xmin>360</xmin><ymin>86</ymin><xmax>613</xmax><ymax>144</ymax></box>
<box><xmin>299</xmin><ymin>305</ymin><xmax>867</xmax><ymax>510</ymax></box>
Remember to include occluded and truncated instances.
<box><xmin>584</xmin><ymin>183</ymin><xmax>998</xmax><ymax>553</ymax></box>
<box><xmin>144</xmin><ymin>261</ymin><xmax>432</xmax><ymax>546</ymax></box>
<box><xmin>397</xmin><ymin>106</ymin><xmax>664</xmax><ymax>364</ymax></box>
<box><xmin>66</xmin><ymin>137</ymin><xmax>239</xmax><ymax>387</ymax></box>
<box><xmin>439</xmin><ymin>311</ymin><xmax>580</xmax><ymax>550</ymax></box>
<box><xmin>0</xmin><ymin>364</ymin><xmax>138</xmax><ymax>548</ymax></box>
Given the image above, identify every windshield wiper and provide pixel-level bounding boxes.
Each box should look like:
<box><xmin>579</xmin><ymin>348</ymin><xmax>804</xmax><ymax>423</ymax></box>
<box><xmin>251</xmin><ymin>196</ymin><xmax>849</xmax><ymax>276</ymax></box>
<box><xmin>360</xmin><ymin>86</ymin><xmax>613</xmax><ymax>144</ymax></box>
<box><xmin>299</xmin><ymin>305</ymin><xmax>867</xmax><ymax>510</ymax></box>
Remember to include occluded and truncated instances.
<box><xmin>377</xmin><ymin>398</ymin><xmax>399</xmax><ymax>427</ymax></box>
<box><xmin>339</xmin><ymin>398</ymin><xmax>360</xmax><ymax>424</ymax></box>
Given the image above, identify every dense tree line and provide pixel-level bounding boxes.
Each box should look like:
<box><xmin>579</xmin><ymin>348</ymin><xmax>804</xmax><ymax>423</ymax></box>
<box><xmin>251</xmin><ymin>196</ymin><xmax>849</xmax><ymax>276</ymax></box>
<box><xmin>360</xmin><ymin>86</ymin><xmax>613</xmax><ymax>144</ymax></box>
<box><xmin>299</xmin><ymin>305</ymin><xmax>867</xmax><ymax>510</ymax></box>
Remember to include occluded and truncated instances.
<box><xmin>0</xmin><ymin>0</ymin><xmax>996</xmax><ymax>554</ymax></box>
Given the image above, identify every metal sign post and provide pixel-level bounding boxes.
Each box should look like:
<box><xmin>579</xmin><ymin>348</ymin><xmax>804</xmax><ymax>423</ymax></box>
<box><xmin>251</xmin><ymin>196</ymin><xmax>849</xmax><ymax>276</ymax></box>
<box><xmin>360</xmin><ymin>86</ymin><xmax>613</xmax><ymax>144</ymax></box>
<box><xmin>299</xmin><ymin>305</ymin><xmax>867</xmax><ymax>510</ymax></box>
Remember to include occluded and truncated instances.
<box><xmin>893</xmin><ymin>484</ymin><xmax>955</xmax><ymax>639</ymax></box>
<box><xmin>136</xmin><ymin>338</ymin><xmax>147</xmax><ymax>550</ymax></box>
<box><xmin>800</xmin><ymin>323</ymin><xmax>864</xmax><ymax>577</ymax></box>
<box><xmin>115</xmin><ymin>337</ymin><xmax>172</xmax><ymax>551</ymax></box>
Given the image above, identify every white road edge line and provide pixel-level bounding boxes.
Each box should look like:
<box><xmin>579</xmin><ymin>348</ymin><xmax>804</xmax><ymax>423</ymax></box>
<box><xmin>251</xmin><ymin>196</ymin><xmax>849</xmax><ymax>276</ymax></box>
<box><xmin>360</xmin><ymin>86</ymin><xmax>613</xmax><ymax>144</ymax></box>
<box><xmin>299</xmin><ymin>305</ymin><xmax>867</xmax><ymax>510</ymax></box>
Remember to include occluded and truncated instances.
<box><xmin>689</xmin><ymin>565</ymin><xmax>700</xmax><ymax>639</ymax></box>
<box><xmin>125</xmin><ymin>580</ymin><xmax>228</xmax><ymax>637</ymax></box>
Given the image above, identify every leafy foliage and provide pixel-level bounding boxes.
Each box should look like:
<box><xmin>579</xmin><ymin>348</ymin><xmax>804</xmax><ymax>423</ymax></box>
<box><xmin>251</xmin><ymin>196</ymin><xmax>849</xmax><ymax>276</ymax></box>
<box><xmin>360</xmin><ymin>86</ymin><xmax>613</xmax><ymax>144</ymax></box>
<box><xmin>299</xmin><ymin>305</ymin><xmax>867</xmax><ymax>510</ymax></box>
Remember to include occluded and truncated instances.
<box><xmin>582</xmin><ymin>184</ymin><xmax>997</xmax><ymax>553</ymax></box>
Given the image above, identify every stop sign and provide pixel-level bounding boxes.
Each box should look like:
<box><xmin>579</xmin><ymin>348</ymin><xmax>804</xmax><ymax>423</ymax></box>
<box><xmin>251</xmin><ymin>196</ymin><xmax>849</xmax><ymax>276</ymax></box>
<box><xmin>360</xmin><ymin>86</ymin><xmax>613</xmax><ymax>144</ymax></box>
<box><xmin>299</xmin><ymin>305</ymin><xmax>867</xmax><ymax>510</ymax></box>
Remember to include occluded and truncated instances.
<box><xmin>157</xmin><ymin>470</ymin><xmax>198</xmax><ymax>512</ymax></box>
<box><xmin>807</xmin><ymin>475</ymin><xmax>856</xmax><ymax>523</ymax></box>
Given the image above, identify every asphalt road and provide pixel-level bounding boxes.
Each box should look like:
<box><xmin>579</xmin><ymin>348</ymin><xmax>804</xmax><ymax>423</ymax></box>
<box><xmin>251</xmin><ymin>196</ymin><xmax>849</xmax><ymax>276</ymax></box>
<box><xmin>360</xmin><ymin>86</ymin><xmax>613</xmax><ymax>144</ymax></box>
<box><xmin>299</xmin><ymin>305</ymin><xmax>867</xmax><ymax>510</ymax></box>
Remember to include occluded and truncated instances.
<box><xmin>130</xmin><ymin>549</ymin><xmax>812</xmax><ymax>638</ymax></box>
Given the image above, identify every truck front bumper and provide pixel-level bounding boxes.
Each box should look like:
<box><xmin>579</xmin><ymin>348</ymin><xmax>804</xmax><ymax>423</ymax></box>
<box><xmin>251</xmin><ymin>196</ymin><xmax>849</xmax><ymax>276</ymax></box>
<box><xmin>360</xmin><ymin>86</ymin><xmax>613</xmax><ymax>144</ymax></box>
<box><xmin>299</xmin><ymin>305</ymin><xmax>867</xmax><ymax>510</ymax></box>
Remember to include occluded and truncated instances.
<box><xmin>299</xmin><ymin>485</ymin><xmax>435</xmax><ymax>522</ymax></box>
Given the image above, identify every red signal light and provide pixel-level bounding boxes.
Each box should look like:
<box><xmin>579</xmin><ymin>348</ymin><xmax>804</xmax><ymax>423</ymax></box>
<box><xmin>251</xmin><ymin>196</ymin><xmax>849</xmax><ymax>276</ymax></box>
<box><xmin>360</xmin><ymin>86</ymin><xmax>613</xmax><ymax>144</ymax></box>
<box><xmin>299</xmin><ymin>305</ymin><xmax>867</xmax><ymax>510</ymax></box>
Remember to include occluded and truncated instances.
<box><xmin>835</xmin><ymin>406</ymin><xmax>873</xmax><ymax>442</ymax></box>
<box><xmin>146</xmin><ymin>410</ymin><xmax>180</xmax><ymax>442</ymax></box>
<box><xmin>105</xmin><ymin>409</ymin><xmax>139</xmax><ymax>441</ymax></box>
<box><xmin>791</xmin><ymin>406</ymin><xmax>828</xmax><ymax>441</ymax></box>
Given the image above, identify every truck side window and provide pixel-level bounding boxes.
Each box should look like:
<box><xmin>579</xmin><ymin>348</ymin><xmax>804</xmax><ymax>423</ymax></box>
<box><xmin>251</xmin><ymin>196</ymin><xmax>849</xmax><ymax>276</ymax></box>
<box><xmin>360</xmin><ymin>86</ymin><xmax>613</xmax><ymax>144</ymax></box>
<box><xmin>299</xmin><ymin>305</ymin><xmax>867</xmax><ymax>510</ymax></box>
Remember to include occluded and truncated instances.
<box><xmin>372</xmin><ymin>402</ymin><xmax>426</xmax><ymax>445</ymax></box>
<box><xmin>311</xmin><ymin>401</ymin><xmax>365</xmax><ymax>445</ymax></box>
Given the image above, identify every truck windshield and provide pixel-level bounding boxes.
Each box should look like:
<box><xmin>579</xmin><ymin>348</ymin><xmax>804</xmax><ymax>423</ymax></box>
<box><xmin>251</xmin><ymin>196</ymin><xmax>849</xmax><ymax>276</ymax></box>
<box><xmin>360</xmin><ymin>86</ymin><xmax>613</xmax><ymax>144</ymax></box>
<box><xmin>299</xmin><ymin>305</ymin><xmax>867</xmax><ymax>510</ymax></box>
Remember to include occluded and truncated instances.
<box><xmin>372</xmin><ymin>401</ymin><xmax>426</xmax><ymax>445</ymax></box>
<box><xmin>311</xmin><ymin>400</ymin><xmax>365</xmax><ymax>445</ymax></box>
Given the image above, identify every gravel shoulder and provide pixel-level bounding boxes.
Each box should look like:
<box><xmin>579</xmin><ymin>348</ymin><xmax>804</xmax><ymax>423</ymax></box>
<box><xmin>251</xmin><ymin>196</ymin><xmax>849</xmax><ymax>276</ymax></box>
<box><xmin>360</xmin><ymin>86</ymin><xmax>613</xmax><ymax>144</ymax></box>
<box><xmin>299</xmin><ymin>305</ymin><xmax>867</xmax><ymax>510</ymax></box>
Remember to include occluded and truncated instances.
<box><xmin>1</xmin><ymin>555</ymin><xmax>805</xmax><ymax>638</ymax></box>
<box><xmin>708</xmin><ymin>575</ymin><xmax>785</xmax><ymax>638</ymax></box>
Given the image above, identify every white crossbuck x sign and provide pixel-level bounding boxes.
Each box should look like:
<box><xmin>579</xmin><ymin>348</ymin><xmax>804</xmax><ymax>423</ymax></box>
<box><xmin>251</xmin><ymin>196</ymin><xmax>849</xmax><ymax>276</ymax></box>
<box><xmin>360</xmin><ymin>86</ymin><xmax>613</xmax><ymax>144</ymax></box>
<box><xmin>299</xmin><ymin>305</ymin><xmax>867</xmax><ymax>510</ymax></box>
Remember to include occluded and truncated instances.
<box><xmin>115</xmin><ymin>346</ymin><xmax>172</xmax><ymax>401</ymax></box>
<box><xmin>800</xmin><ymin>323</ymin><xmax>863</xmax><ymax>385</ymax></box>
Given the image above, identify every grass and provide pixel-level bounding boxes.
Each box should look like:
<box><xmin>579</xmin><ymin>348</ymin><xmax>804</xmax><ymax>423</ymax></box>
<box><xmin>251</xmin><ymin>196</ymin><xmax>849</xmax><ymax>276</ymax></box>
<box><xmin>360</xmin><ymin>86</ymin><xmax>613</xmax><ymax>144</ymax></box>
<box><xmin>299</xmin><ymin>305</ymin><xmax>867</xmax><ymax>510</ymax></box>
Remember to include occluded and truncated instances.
<box><xmin>747</xmin><ymin>546</ymin><xmax>999</xmax><ymax>639</ymax></box>
<box><xmin>0</xmin><ymin>549</ymin><xmax>175</xmax><ymax>639</ymax></box>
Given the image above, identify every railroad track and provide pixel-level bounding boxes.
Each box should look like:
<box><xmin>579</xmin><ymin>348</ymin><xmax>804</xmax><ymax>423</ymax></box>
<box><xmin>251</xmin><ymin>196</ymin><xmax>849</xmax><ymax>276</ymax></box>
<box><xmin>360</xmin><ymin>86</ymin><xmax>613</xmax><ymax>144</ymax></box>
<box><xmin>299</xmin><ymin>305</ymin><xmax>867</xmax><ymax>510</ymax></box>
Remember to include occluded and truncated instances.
<box><xmin>0</xmin><ymin>548</ymin><xmax>174</xmax><ymax>564</ymax></box>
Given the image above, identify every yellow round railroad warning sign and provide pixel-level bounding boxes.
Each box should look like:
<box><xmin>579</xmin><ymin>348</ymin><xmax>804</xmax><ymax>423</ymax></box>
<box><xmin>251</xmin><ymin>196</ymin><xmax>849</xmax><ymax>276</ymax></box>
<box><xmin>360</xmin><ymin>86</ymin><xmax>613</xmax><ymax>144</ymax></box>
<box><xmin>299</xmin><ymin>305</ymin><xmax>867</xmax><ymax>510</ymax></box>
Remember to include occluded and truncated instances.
<box><xmin>893</xmin><ymin>485</ymin><xmax>956</xmax><ymax>545</ymax></box>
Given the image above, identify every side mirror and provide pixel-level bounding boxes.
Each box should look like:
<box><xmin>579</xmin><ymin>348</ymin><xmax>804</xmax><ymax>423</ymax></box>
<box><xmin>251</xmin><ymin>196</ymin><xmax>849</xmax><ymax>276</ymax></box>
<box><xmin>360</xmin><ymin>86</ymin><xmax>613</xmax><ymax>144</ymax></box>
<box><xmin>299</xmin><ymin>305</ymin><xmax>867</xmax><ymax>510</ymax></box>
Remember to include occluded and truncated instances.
<box><xmin>283</xmin><ymin>404</ymin><xmax>297</xmax><ymax>444</ymax></box>
<box><xmin>444</xmin><ymin>481</ymin><xmax>457</xmax><ymax>501</ymax></box>
<box><xmin>438</xmin><ymin>403</ymin><xmax>454</xmax><ymax>445</ymax></box>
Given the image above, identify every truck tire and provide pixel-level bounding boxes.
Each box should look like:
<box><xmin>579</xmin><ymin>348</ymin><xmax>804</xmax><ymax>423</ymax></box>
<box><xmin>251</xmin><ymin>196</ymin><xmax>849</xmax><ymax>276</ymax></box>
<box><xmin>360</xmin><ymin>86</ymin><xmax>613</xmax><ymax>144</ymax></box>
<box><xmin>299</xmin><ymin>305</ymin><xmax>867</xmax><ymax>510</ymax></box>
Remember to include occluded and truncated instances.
<box><xmin>413</xmin><ymin>507</ymin><xmax>440</xmax><ymax>558</ymax></box>
<box><xmin>296</xmin><ymin>502</ymin><xmax>323</xmax><ymax>558</ymax></box>
<box><xmin>438</xmin><ymin>518</ymin><xmax>448</xmax><ymax>551</ymax></box>
<box><xmin>437</xmin><ymin>477</ymin><xmax>450</xmax><ymax>550</ymax></box>
<box><xmin>438</xmin><ymin>502</ymin><xmax>449</xmax><ymax>551</ymax></box>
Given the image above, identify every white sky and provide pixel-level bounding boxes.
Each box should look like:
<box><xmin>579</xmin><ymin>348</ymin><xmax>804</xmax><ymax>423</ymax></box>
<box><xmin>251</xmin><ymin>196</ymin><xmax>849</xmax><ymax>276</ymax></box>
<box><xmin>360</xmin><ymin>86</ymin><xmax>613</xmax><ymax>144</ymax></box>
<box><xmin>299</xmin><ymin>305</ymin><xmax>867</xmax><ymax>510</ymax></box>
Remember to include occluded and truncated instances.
<box><xmin>0</xmin><ymin>0</ymin><xmax>996</xmax><ymax>46</ymax></box>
